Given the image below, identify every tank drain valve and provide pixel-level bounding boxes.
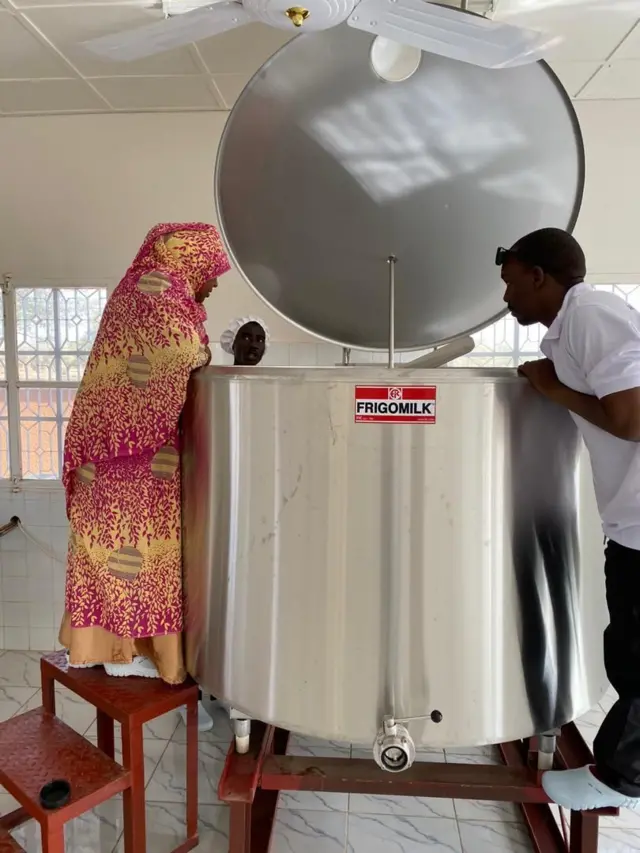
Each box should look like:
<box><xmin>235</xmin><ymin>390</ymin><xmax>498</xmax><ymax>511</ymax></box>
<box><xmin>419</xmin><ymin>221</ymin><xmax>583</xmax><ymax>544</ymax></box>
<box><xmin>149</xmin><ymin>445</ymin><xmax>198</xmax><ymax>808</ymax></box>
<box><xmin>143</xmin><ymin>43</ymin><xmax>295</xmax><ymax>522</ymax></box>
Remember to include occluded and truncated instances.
<box><xmin>373</xmin><ymin>715</ymin><xmax>416</xmax><ymax>773</ymax></box>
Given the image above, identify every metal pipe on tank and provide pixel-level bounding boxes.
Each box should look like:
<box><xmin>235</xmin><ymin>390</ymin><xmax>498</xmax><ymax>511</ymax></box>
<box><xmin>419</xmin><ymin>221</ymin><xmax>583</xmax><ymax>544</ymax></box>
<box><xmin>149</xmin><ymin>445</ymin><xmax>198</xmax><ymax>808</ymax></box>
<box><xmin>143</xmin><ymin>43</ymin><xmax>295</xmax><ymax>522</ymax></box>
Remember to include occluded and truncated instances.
<box><xmin>405</xmin><ymin>336</ymin><xmax>475</xmax><ymax>369</ymax></box>
<box><xmin>387</xmin><ymin>255</ymin><xmax>397</xmax><ymax>370</ymax></box>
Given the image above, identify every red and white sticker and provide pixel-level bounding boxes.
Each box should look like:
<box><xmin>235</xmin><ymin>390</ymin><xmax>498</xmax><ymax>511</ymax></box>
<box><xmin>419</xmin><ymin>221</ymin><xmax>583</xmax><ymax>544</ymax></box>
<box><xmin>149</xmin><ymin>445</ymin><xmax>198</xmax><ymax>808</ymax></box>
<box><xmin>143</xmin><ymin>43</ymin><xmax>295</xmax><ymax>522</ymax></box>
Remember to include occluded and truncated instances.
<box><xmin>354</xmin><ymin>386</ymin><xmax>437</xmax><ymax>424</ymax></box>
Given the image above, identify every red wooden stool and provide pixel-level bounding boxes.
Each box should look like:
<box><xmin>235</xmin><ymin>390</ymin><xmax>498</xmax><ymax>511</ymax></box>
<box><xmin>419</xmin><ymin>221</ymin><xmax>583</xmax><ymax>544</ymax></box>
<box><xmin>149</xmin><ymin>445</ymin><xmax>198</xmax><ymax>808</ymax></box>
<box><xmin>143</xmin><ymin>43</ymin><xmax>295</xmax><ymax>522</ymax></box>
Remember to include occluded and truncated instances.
<box><xmin>40</xmin><ymin>651</ymin><xmax>199</xmax><ymax>853</ymax></box>
<box><xmin>0</xmin><ymin>829</ymin><xmax>25</xmax><ymax>853</ymax></box>
<box><xmin>0</xmin><ymin>707</ymin><xmax>130</xmax><ymax>853</ymax></box>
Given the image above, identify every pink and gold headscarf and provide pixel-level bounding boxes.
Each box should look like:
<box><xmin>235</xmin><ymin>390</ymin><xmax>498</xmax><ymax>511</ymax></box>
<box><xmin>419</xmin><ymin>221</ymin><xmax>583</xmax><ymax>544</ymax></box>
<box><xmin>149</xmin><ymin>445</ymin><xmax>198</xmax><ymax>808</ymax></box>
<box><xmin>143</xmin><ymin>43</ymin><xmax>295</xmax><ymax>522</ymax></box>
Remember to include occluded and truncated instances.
<box><xmin>62</xmin><ymin>222</ymin><xmax>230</xmax><ymax>496</ymax></box>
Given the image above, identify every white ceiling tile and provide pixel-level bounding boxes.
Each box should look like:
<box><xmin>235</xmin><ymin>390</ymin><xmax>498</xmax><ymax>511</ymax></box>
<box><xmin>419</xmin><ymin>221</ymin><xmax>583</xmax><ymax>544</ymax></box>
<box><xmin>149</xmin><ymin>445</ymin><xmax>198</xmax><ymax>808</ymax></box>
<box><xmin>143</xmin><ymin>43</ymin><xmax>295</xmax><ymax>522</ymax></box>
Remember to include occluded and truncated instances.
<box><xmin>9</xmin><ymin>0</ymin><xmax>153</xmax><ymax>5</ymax></box>
<box><xmin>548</xmin><ymin>60</ymin><xmax>602</xmax><ymax>98</ymax></box>
<box><xmin>494</xmin><ymin>6</ymin><xmax>639</xmax><ymax>62</ymax></box>
<box><xmin>24</xmin><ymin>5</ymin><xmax>202</xmax><ymax>76</ymax></box>
<box><xmin>0</xmin><ymin>9</ymin><xmax>73</xmax><ymax>78</ymax></box>
<box><xmin>90</xmin><ymin>74</ymin><xmax>222</xmax><ymax>109</ymax></box>
<box><xmin>578</xmin><ymin>59</ymin><xmax>640</xmax><ymax>100</ymax></box>
<box><xmin>213</xmin><ymin>71</ymin><xmax>249</xmax><ymax>107</ymax></box>
<box><xmin>0</xmin><ymin>78</ymin><xmax>106</xmax><ymax>112</ymax></box>
<box><xmin>196</xmin><ymin>22</ymin><xmax>292</xmax><ymax>74</ymax></box>
<box><xmin>610</xmin><ymin>21</ymin><xmax>640</xmax><ymax>60</ymax></box>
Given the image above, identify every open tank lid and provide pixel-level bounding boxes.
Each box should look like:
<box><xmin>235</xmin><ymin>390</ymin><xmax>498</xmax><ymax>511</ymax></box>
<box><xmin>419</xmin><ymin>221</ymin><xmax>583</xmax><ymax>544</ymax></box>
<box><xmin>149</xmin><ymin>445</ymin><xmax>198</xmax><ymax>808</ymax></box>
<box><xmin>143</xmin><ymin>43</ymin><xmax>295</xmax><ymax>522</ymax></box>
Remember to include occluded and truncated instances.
<box><xmin>214</xmin><ymin>24</ymin><xmax>584</xmax><ymax>351</ymax></box>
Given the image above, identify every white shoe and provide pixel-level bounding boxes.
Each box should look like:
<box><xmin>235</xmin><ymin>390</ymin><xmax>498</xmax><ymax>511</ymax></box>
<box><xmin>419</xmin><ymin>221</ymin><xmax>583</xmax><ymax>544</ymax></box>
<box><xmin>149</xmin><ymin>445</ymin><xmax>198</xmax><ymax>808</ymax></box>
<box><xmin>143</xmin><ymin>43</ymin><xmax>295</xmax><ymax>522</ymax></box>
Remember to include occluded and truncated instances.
<box><xmin>179</xmin><ymin>701</ymin><xmax>214</xmax><ymax>733</ymax></box>
<box><xmin>542</xmin><ymin>766</ymin><xmax>640</xmax><ymax>811</ymax></box>
<box><xmin>103</xmin><ymin>656</ymin><xmax>160</xmax><ymax>679</ymax></box>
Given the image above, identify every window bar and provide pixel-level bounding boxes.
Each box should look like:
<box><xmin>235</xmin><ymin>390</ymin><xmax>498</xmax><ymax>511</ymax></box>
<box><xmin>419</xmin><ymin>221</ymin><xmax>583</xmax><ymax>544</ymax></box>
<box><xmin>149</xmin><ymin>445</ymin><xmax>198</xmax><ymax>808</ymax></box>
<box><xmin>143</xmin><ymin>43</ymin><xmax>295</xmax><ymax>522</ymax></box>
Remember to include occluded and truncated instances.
<box><xmin>53</xmin><ymin>289</ymin><xmax>64</xmax><ymax>479</ymax></box>
<box><xmin>1</xmin><ymin>275</ymin><xmax>23</xmax><ymax>486</ymax></box>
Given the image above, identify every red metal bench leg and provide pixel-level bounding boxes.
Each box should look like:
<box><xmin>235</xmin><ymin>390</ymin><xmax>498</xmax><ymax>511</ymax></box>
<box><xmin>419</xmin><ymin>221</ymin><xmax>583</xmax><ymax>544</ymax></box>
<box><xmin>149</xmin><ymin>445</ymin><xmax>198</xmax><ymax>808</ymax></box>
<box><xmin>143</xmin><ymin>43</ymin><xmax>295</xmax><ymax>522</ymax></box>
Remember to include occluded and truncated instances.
<box><xmin>42</xmin><ymin>824</ymin><xmax>64</xmax><ymax>853</ymax></box>
<box><xmin>40</xmin><ymin>662</ymin><xmax>56</xmax><ymax>716</ymax></box>
<box><xmin>570</xmin><ymin>811</ymin><xmax>599</xmax><ymax>853</ymax></box>
<box><xmin>121</xmin><ymin>721</ymin><xmax>146</xmax><ymax>853</ymax></box>
<box><xmin>229</xmin><ymin>802</ymin><xmax>252</xmax><ymax>853</ymax></box>
<box><xmin>96</xmin><ymin>710</ymin><xmax>115</xmax><ymax>760</ymax></box>
<box><xmin>185</xmin><ymin>695</ymin><xmax>199</xmax><ymax>845</ymax></box>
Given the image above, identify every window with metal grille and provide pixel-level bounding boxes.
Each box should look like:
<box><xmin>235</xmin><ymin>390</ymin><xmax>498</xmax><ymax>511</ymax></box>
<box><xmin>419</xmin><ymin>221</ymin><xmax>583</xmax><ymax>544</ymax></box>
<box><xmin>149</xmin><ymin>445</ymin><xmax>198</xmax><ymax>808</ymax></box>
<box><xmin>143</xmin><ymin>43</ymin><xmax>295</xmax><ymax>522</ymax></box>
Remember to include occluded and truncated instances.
<box><xmin>453</xmin><ymin>285</ymin><xmax>640</xmax><ymax>368</ymax></box>
<box><xmin>1</xmin><ymin>278</ymin><xmax>108</xmax><ymax>482</ymax></box>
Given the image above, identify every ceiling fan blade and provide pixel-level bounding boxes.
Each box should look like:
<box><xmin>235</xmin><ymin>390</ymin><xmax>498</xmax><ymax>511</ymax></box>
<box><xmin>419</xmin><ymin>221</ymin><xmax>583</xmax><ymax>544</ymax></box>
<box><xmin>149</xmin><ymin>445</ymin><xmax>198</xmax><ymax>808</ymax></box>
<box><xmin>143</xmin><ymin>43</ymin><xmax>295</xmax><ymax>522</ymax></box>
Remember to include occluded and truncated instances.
<box><xmin>81</xmin><ymin>2</ymin><xmax>253</xmax><ymax>62</ymax></box>
<box><xmin>348</xmin><ymin>0</ymin><xmax>559</xmax><ymax>68</ymax></box>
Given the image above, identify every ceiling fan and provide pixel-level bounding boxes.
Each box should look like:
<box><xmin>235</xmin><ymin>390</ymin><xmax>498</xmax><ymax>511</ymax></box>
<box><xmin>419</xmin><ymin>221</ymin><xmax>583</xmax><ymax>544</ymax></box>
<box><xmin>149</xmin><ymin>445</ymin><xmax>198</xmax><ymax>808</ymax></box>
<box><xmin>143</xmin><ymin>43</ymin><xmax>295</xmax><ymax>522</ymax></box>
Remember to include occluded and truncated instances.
<box><xmin>81</xmin><ymin>0</ymin><xmax>639</xmax><ymax>69</ymax></box>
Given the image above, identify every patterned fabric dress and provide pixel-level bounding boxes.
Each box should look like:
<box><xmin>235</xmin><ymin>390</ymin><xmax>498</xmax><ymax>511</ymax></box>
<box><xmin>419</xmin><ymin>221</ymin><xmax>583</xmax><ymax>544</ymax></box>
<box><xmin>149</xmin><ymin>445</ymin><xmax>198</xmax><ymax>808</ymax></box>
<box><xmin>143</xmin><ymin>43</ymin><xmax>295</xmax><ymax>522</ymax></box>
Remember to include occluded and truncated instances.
<box><xmin>59</xmin><ymin>222</ymin><xmax>230</xmax><ymax>684</ymax></box>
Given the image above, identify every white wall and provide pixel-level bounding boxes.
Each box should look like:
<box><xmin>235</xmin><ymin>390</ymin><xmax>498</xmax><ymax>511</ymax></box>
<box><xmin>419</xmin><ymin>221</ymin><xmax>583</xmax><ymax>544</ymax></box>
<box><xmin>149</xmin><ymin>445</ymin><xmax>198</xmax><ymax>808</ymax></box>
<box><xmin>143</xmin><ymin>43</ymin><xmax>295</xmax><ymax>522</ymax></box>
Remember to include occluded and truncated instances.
<box><xmin>1</xmin><ymin>100</ymin><xmax>639</xmax><ymax>651</ymax></box>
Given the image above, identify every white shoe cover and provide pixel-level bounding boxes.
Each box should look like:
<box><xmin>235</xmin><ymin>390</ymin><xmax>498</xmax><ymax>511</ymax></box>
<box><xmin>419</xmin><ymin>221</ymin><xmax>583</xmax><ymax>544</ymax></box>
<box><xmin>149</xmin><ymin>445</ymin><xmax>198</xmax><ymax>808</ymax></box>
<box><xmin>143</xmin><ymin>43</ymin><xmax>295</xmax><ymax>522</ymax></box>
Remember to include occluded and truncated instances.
<box><xmin>103</xmin><ymin>656</ymin><xmax>160</xmax><ymax>679</ymax></box>
<box><xmin>542</xmin><ymin>766</ymin><xmax>640</xmax><ymax>811</ymax></box>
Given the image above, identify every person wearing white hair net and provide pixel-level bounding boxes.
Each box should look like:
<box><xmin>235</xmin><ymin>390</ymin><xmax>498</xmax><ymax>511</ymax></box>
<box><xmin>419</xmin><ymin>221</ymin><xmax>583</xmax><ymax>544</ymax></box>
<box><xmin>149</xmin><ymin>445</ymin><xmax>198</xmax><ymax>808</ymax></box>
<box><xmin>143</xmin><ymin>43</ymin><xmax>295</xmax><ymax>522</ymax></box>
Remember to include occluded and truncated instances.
<box><xmin>179</xmin><ymin>316</ymin><xmax>269</xmax><ymax>732</ymax></box>
<box><xmin>220</xmin><ymin>317</ymin><xmax>269</xmax><ymax>365</ymax></box>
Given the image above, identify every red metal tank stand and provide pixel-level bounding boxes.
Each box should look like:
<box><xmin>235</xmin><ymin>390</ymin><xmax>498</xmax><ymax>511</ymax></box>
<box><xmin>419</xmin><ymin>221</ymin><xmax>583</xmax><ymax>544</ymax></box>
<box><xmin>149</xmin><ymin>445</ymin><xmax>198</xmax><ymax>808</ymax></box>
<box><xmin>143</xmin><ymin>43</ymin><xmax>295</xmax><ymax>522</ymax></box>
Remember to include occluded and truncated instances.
<box><xmin>218</xmin><ymin>722</ymin><xmax>616</xmax><ymax>853</ymax></box>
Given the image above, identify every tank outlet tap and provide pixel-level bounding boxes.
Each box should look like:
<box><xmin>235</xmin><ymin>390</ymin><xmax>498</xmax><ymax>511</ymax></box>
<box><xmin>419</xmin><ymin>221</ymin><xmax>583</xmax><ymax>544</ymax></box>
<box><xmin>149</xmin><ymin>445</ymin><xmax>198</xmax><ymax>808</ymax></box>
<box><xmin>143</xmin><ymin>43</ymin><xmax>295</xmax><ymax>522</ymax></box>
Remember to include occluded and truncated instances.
<box><xmin>373</xmin><ymin>715</ymin><xmax>416</xmax><ymax>773</ymax></box>
<box><xmin>285</xmin><ymin>6</ymin><xmax>309</xmax><ymax>26</ymax></box>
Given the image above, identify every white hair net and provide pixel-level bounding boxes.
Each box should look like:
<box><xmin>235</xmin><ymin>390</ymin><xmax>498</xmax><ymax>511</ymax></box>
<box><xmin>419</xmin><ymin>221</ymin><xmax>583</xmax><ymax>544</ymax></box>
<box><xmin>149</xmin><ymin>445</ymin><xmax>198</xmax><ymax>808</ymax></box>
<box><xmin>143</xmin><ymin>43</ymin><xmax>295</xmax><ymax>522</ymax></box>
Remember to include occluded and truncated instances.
<box><xmin>220</xmin><ymin>316</ymin><xmax>270</xmax><ymax>355</ymax></box>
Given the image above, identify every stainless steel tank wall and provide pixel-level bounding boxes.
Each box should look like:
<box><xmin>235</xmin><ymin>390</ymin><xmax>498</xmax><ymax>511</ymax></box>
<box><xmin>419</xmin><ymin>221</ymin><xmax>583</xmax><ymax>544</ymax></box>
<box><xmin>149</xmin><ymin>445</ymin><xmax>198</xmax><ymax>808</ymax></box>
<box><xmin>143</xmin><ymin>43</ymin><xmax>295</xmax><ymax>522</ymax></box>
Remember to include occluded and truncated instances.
<box><xmin>181</xmin><ymin>367</ymin><xmax>608</xmax><ymax>748</ymax></box>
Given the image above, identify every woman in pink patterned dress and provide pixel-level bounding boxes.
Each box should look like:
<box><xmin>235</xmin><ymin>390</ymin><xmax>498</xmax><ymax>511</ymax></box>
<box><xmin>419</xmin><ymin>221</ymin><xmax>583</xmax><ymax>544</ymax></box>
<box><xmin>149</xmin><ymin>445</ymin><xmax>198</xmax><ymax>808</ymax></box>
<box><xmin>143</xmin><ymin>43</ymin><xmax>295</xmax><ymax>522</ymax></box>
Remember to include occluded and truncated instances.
<box><xmin>59</xmin><ymin>222</ymin><xmax>230</xmax><ymax>686</ymax></box>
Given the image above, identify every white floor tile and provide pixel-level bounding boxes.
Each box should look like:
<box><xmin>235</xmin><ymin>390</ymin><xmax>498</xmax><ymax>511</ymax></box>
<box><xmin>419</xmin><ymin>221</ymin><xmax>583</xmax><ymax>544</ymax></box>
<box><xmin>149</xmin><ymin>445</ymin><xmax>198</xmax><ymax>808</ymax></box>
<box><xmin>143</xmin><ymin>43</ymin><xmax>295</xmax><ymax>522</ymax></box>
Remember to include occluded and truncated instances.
<box><xmin>146</xmin><ymin>739</ymin><xmax>228</xmax><ymax>804</ymax></box>
<box><xmin>453</xmin><ymin>799</ymin><xmax>522</xmax><ymax>823</ymax></box>
<box><xmin>12</xmin><ymin>798</ymin><xmax>123</xmax><ymax>853</ymax></box>
<box><xmin>601</xmin><ymin>807</ymin><xmax>640</xmax><ymax>830</ymax></box>
<box><xmin>21</xmin><ymin>687</ymin><xmax>95</xmax><ymax>734</ymax></box>
<box><xmin>445</xmin><ymin>749</ymin><xmax>502</xmax><ymax>767</ymax></box>
<box><xmin>576</xmin><ymin>706</ymin><xmax>605</xmax><ymax>748</ymax></box>
<box><xmin>280</xmin><ymin>790</ymin><xmax>350</xmax><ymax>812</ymax></box>
<box><xmin>0</xmin><ymin>651</ymin><xmax>43</xmax><ymax>689</ymax></box>
<box><xmin>85</xmin><ymin>734</ymin><xmax>170</xmax><ymax>785</ymax></box>
<box><xmin>600</xmin><ymin>687</ymin><xmax>618</xmax><ymax>714</ymax></box>
<box><xmin>0</xmin><ymin>788</ymin><xmax>20</xmax><ymax>813</ymax></box>
<box><xmin>599</xmin><ymin>827</ymin><xmax>640</xmax><ymax>852</ymax></box>
<box><xmin>349</xmin><ymin>792</ymin><xmax>455</xmax><ymax>820</ymax></box>
<box><xmin>0</xmin><ymin>686</ymin><xmax>38</xmax><ymax>722</ymax></box>
<box><xmin>272</xmin><ymin>810</ymin><xmax>346</xmax><ymax>853</ymax></box>
<box><xmin>347</xmin><ymin>814</ymin><xmax>462</xmax><ymax>853</ymax></box>
<box><xmin>84</xmin><ymin>710</ymin><xmax>180</xmax><ymax>742</ymax></box>
<box><xmin>112</xmin><ymin>803</ymin><xmax>230</xmax><ymax>853</ymax></box>
<box><xmin>279</xmin><ymin>741</ymin><xmax>350</xmax><ymax>812</ymax></box>
<box><xmin>458</xmin><ymin>820</ymin><xmax>533</xmax><ymax>853</ymax></box>
<box><xmin>288</xmin><ymin>735</ymin><xmax>351</xmax><ymax>754</ymax></box>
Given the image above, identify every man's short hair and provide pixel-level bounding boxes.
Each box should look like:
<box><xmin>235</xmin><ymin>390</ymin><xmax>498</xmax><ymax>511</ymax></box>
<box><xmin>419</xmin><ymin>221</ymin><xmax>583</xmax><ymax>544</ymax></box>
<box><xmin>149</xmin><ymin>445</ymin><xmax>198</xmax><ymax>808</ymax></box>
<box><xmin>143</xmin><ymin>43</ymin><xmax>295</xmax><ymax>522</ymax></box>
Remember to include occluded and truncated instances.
<box><xmin>511</xmin><ymin>227</ymin><xmax>586</xmax><ymax>289</ymax></box>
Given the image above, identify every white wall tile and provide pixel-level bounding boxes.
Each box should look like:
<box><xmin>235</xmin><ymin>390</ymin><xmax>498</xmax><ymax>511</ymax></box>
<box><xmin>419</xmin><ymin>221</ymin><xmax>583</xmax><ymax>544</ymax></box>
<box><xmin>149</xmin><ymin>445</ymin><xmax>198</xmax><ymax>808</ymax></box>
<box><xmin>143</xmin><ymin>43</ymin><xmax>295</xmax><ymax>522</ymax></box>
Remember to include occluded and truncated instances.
<box><xmin>263</xmin><ymin>343</ymin><xmax>291</xmax><ymax>366</ymax></box>
<box><xmin>22</xmin><ymin>496</ymin><xmax>51</xmax><ymax>527</ymax></box>
<box><xmin>29</xmin><ymin>628</ymin><xmax>56</xmax><ymax>651</ymax></box>
<box><xmin>26</xmin><ymin>553</ymin><xmax>53</xmax><ymax>580</ymax></box>
<box><xmin>0</xmin><ymin>528</ymin><xmax>26</xmax><ymax>552</ymax></box>
<box><xmin>29</xmin><ymin>600</ymin><xmax>55</xmax><ymax>629</ymax></box>
<box><xmin>49</xmin><ymin>528</ymin><xmax>69</xmax><ymax>562</ymax></box>
<box><xmin>4</xmin><ymin>627</ymin><xmax>29</xmax><ymax>651</ymax></box>
<box><xmin>28</xmin><ymin>576</ymin><xmax>53</xmax><ymax>604</ymax></box>
<box><xmin>1</xmin><ymin>552</ymin><xmax>27</xmax><ymax>578</ymax></box>
<box><xmin>316</xmin><ymin>344</ymin><xmax>342</xmax><ymax>366</ymax></box>
<box><xmin>5</xmin><ymin>603</ymin><xmax>29</xmax><ymax>629</ymax></box>
<box><xmin>2</xmin><ymin>577</ymin><xmax>27</xmax><ymax>603</ymax></box>
<box><xmin>288</xmin><ymin>344</ymin><xmax>318</xmax><ymax>367</ymax></box>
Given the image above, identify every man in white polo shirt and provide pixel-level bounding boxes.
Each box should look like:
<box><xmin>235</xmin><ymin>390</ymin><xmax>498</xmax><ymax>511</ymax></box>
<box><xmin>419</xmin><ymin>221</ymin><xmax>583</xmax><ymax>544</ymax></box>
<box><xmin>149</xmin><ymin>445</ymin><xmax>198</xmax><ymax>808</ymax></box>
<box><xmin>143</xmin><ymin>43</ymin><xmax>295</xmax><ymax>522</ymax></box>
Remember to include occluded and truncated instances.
<box><xmin>498</xmin><ymin>227</ymin><xmax>640</xmax><ymax>811</ymax></box>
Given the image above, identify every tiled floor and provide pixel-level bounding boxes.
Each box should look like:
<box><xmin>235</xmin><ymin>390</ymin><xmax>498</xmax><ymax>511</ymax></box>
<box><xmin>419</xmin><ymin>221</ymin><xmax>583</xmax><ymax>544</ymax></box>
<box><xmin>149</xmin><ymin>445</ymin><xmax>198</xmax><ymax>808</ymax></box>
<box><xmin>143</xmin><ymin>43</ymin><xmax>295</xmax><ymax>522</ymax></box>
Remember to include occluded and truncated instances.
<box><xmin>0</xmin><ymin>650</ymin><xmax>637</xmax><ymax>852</ymax></box>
